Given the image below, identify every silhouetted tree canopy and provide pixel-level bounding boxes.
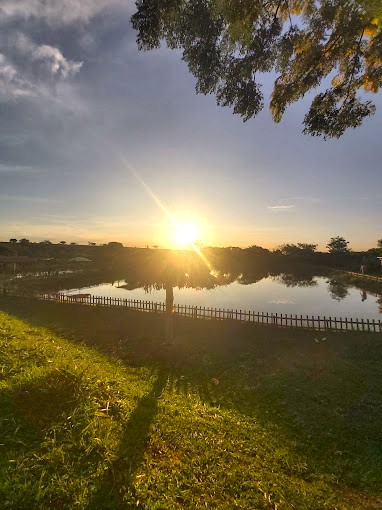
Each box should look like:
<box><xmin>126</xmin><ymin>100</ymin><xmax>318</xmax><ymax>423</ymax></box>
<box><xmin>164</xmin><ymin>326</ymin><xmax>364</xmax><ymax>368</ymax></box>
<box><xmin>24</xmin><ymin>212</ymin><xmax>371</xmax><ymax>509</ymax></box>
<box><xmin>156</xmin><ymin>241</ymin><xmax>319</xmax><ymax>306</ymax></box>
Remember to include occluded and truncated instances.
<box><xmin>132</xmin><ymin>0</ymin><xmax>382</xmax><ymax>138</ymax></box>
<box><xmin>327</xmin><ymin>236</ymin><xmax>350</xmax><ymax>253</ymax></box>
<box><xmin>279</xmin><ymin>243</ymin><xmax>317</xmax><ymax>255</ymax></box>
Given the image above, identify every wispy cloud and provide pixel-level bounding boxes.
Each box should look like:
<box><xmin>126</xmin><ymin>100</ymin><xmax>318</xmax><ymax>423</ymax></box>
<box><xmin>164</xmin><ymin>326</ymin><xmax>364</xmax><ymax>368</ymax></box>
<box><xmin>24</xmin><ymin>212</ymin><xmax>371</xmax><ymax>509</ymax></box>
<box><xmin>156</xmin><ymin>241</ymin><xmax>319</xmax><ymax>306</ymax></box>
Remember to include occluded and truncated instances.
<box><xmin>0</xmin><ymin>164</ymin><xmax>40</xmax><ymax>173</ymax></box>
<box><xmin>0</xmin><ymin>194</ymin><xmax>61</xmax><ymax>204</ymax></box>
<box><xmin>0</xmin><ymin>30</ymin><xmax>82</xmax><ymax>105</ymax></box>
<box><xmin>269</xmin><ymin>299</ymin><xmax>296</xmax><ymax>304</ymax></box>
<box><xmin>268</xmin><ymin>205</ymin><xmax>295</xmax><ymax>211</ymax></box>
<box><xmin>281</xmin><ymin>196</ymin><xmax>321</xmax><ymax>204</ymax></box>
<box><xmin>0</xmin><ymin>0</ymin><xmax>126</xmax><ymax>24</ymax></box>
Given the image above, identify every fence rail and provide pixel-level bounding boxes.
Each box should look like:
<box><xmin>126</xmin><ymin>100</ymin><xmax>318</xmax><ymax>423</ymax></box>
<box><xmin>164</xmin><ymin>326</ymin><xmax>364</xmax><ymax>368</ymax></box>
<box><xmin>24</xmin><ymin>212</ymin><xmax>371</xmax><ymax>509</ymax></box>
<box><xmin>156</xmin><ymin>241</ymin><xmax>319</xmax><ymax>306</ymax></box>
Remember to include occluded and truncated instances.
<box><xmin>345</xmin><ymin>271</ymin><xmax>382</xmax><ymax>283</ymax></box>
<box><xmin>37</xmin><ymin>293</ymin><xmax>382</xmax><ymax>333</ymax></box>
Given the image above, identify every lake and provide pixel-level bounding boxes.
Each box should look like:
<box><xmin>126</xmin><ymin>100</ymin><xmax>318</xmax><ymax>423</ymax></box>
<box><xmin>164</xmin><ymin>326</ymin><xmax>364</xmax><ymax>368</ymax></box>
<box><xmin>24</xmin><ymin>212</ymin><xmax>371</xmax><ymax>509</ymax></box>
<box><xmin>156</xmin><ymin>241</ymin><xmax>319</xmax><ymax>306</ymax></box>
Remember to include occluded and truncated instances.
<box><xmin>62</xmin><ymin>275</ymin><xmax>382</xmax><ymax>320</ymax></box>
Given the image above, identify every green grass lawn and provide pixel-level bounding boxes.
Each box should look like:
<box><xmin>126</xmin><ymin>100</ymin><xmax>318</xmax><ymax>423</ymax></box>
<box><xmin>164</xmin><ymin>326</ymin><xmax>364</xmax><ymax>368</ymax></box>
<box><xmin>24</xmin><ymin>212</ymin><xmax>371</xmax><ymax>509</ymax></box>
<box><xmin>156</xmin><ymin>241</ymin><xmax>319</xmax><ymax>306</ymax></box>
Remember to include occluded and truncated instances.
<box><xmin>0</xmin><ymin>297</ymin><xmax>381</xmax><ymax>509</ymax></box>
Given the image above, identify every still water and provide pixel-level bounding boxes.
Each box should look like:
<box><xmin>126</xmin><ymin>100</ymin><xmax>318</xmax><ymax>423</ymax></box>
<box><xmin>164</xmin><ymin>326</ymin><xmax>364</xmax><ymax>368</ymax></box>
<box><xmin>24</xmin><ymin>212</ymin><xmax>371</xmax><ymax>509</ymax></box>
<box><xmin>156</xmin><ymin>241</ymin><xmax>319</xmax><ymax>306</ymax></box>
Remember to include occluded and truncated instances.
<box><xmin>63</xmin><ymin>275</ymin><xmax>382</xmax><ymax>320</ymax></box>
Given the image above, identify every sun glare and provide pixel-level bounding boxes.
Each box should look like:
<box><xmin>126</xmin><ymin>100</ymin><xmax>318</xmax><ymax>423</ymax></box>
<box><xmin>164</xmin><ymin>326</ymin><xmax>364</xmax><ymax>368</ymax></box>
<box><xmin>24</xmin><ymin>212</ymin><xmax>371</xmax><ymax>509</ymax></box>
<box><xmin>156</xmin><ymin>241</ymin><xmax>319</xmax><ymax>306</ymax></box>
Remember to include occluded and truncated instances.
<box><xmin>174</xmin><ymin>223</ymin><xmax>198</xmax><ymax>247</ymax></box>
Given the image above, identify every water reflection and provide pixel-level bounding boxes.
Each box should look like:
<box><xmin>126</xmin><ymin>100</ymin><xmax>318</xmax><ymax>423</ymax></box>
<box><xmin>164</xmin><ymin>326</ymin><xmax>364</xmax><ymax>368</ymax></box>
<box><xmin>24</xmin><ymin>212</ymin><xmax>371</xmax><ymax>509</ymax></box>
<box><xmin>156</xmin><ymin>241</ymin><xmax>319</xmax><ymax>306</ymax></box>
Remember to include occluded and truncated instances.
<box><xmin>6</xmin><ymin>247</ymin><xmax>380</xmax><ymax>319</ymax></box>
<box><xmin>60</xmin><ymin>270</ymin><xmax>382</xmax><ymax>321</ymax></box>
<box><xmin>327</xmin><ymin>278</ymin><xmax>350</xmax><ymax>302</ymax></box>
<box><xmin>272</xmin><ymin>273</ymin><xmax>318</xmax><ymax>288</ymax></box>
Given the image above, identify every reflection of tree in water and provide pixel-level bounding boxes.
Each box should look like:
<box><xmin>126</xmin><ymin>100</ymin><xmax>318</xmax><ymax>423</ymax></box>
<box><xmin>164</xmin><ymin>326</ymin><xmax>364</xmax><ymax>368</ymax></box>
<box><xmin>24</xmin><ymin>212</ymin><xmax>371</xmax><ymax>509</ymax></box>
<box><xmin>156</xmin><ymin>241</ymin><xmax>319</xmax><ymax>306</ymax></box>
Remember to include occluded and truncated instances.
<box><xmin>272</xmin><ymin>273</ymin><xmax>318</xmax><ymax>288</ymax></box>
<box><xmin>327</xmin><ymin>278</ymin><xmax>349</xmax><ymax>302</ymax></box>
<box><xmin>117</xmin><ymin>249</ymin><xmax>272</xmax><ymax>292</ymax></box>
<box><xmin>236</xmin><ymin>269</ymin><xmax>268</xmax><ymax>286</ymax></box>
<box><xmin>377</xmin><ymin>295</ymin><xmax>382</xmax><ymax>313</ymax></box>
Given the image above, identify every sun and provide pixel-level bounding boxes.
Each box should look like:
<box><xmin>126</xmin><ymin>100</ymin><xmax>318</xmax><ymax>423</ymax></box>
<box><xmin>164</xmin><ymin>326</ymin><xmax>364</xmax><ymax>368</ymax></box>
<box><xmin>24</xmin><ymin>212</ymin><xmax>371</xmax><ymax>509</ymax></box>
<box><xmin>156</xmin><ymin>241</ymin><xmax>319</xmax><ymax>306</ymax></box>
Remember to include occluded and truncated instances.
<box><xmin>173</xmin><ymin>223</ymin><xmax>198</xmax><ymax>247</ymax></box>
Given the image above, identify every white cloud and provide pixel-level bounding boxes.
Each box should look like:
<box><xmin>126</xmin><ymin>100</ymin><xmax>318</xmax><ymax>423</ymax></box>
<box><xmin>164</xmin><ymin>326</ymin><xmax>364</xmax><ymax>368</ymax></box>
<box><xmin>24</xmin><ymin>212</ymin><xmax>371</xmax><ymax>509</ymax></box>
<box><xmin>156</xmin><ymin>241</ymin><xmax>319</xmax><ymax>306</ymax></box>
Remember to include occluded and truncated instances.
<box><xmin>33</xmin><ymin>45</ymin><xmax>82</xmax><ymax>78</ymax></box>
<box><xmin>280</xmin><ymin>196</ymin><xmax>321</xmax><ymax>204</ymax></box>
<box><xmin>268</xmin><ymin>205</ymin><xmax>295</xmax><ymax>211</ymax></box>
<box><xmin>0</xmin><ymin>53</ymin><xmax>37</xmax><ymax>98</ymax></box>
<box><xmin>0</xmin><ymin>31</ymin><xmax>82</xmax><ymax>104</ymax></box>
<box><xmin>0</xmin><ymin>163</ymin><xmax>39</xmax><ymax>173</ymax></box>
<box><xmin>0</xmin><ymin>0</ymin><xmax>126</xmax><ymax>24</ymax></box>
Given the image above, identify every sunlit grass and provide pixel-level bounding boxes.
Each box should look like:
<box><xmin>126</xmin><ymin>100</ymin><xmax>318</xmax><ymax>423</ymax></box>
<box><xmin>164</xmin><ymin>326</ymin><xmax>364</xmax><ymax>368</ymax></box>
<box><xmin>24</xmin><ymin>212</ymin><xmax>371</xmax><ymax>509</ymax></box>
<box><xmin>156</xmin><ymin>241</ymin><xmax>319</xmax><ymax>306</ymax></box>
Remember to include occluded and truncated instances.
<box><xmin>0</xmin><ymin>302</ymin><xmax>381</xmax><ymax>509</ymax></box>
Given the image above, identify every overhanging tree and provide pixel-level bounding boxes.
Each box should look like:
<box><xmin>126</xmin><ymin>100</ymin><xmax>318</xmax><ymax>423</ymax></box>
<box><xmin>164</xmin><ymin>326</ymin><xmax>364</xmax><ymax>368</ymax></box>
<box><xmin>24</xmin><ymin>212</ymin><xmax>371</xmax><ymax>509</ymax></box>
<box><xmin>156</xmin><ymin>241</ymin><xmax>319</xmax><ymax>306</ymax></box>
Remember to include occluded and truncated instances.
<box><xmin>132</xmin><ymin>0</ymin><xmax>382</xmax><ymax>138</ymax></box>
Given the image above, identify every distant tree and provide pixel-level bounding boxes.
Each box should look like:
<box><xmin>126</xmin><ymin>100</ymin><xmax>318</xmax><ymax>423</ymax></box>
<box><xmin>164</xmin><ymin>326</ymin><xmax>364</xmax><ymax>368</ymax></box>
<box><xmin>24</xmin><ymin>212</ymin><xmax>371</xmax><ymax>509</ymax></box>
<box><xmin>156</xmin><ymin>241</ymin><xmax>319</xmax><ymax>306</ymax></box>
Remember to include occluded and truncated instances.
<box><xmin>9</xmin><ymin>238</ymin><xmax>17</xmax><ymax>243</ymax></box>
<box><xmin>246</xmin><ymin>245</ymin><xmax>269</xmax><ymax>255</ymax></box>
<box><xmin>107</xmin><ymin>242</ymin><xmax>123</xmax><ymax>248</ymax></box>
<box><xmin>279</xmin><ymin>243</ymin><xmax>317</xmax><ymax>256</ymax></box>
<box><xmin>88</xmin><ymin>242</ymin><xmax>96</xmax><ymax>246</ymax></box>
<box><xmin>296</xmin><ymin>243</ymin><xmax>318</xmax><ymax>253</ymax></box>
<box><xmin>70</xmin><ymin>242</ymin><xmax>78</xmax><ymax>245</ymax></box>
<box><xmin>41</xmin><ymin>240</ymin><xmax>52</xmax><ymax>245</ymax></box>
<box><xmin>19</xmin><ymin>238</ymin><xmax>30</xmax><ymax>245</ymax></box>
<box><xmin>132</xmin><ymin>0</ymin><xmax>382</xmax><ymax>138</ymax></box>
<box><xmin>59</xmin><ymin>241</ymin><xmax>67</xmax><ymax>245</ymax></box>
<box><xmin>377</xmin><ymin>239</ymin><xmax>382</xmax><ymax>249</ymax></box>
<box><xmin>327</xmin><ymin>236</ymin><xmax>350</xmax><ymax>254</ymax></box>
<box><xmin>153</xmin><ymin>245</ymin><xmax>159</xmax><ymax>249</ymax></box>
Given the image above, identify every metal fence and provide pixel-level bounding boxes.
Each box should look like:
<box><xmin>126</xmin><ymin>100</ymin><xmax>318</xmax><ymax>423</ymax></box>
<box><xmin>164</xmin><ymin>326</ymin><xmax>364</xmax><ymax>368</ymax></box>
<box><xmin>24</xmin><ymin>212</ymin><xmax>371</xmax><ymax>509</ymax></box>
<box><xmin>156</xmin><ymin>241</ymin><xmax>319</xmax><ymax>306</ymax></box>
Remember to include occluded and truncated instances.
<box><xmin>37</xmin><ymin>293</ymin><xmax>382</xmax><ymax>333</ymax></box>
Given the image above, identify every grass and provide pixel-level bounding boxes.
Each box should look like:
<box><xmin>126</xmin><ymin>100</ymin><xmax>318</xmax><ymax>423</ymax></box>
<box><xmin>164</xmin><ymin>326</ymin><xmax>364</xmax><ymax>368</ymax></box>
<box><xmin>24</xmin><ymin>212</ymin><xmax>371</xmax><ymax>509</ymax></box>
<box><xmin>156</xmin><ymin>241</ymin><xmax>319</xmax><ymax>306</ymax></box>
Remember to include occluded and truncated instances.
<box><xmin>0</xmin><ymin>296</ymin><xmax>381</xmax><ymax>509</ymax></box>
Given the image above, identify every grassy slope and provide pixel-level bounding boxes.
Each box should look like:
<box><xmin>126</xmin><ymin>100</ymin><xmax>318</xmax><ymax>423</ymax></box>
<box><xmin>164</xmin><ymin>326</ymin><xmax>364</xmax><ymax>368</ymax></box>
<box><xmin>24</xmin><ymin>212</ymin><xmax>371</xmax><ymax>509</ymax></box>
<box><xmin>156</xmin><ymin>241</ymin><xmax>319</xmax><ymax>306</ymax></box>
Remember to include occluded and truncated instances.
<box><xmin>0</xmin><ymin>297</ymin><xmax>381</xmax><ymax>509</ymax></box>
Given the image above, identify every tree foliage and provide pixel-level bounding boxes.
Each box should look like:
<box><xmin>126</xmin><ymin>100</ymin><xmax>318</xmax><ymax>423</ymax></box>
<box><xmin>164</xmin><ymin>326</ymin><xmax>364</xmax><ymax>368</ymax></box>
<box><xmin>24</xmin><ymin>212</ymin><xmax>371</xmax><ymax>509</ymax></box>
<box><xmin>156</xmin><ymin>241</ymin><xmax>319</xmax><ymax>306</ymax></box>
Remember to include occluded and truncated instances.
<box><xmin>363</xmin><ymin>1</ymin><xmax>382</xmax><ymax>26</ymax></box>
<box><xmin>245</xmin><ymin>244</ymin><xmax>270</xmax><ymax>254</ymax></box>
<box><xmin>279</xmin><ymin>242</ymin><xmax>317</xmax><ymax>255</ymax></box>
<box><xmin>132</xmin><ymin>0</ymin><xmax>382</xmax><ymax>138</ymax></box>
<box><xmin>326</xmin><ymin>236</ymin><xmax>350</xmax><ymax>253</ymax></box>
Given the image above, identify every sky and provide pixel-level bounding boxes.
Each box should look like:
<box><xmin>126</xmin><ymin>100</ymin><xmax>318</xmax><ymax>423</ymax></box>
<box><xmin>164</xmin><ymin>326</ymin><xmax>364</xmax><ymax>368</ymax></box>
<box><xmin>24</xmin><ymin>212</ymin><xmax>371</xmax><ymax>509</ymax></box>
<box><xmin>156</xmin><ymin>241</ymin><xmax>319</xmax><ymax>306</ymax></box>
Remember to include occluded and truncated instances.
<box><xmin>0</xmin><ymin>1</ymin><xmax>381</xmax><ymax>251</ymax></box>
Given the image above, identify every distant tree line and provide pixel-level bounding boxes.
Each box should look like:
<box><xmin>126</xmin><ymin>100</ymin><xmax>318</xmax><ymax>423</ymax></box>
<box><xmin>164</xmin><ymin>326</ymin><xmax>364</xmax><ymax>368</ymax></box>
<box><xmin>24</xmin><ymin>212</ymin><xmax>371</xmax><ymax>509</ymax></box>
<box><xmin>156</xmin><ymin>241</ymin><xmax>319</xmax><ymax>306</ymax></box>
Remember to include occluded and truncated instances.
<box><xmin>1</xmin><ymin>235</ymin><xmax>381</xmax><ymax>274</ymax></box>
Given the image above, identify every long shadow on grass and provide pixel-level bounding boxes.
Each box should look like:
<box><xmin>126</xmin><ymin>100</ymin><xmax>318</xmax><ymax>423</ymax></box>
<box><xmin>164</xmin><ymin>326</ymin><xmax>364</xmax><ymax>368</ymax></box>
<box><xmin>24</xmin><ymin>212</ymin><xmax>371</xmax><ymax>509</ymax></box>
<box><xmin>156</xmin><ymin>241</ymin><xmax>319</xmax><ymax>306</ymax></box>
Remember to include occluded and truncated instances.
<box><xmin>2</xmin><ymin>297</ymin><xmax>382</xmax><ymax>498</ymax></box>
<box><xmin>85</xmin><ymin>368</ymin><xmax>169</xmax><ymax>510</ymax></box>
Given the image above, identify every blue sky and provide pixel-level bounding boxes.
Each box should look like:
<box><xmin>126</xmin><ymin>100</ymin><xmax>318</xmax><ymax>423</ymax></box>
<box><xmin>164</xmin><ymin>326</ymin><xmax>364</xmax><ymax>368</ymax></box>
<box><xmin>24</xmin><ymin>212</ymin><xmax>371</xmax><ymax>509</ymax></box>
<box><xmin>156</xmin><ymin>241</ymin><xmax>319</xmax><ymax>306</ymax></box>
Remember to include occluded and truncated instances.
<box><xmin>0</xmin><ymin>1</ymin><xmax>381</xmax><ymax>250</ymax></box>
